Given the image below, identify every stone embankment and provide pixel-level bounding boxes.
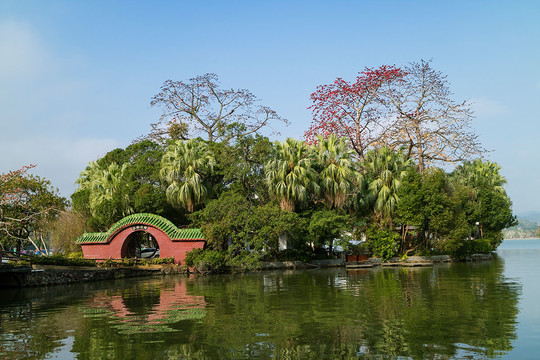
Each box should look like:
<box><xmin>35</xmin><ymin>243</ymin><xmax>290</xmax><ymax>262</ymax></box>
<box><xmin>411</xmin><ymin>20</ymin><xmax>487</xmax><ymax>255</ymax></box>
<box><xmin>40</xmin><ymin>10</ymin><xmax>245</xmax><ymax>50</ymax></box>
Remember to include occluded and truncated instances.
<box><xmin>0</xmin><ymin>265</ymin><xmax>183</xmax><ymax>287</ymax></box>
<box><xmin>261</xmin><ymin>254</ymin><xmax>493</xmax><ymax>270</ymax></box>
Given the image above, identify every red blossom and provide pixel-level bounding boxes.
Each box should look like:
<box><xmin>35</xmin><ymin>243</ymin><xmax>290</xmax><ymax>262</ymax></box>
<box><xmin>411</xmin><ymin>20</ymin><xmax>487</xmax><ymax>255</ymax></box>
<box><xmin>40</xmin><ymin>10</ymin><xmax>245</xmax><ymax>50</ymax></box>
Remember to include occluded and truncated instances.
<box><xmin>305</xmin><ymin>66</ymin><xmax>405</xmax><ymax>159</ymax></box>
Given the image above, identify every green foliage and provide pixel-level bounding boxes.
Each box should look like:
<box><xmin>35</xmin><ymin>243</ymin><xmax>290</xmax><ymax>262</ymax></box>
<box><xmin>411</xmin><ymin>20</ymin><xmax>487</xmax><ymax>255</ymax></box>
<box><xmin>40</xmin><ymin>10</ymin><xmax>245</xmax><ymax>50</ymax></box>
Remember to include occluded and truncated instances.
<box><xmin>209</xmin><ymin>135</ymin><xmax>273</xmax><ymax>202</ymax></box>
<box><xmin>451</xmin><ymin>159</ymin><xmax>516</xmax><ymax>243</ymax></box>
<box><xmin>186</xmin><ymin>248</ymin><xmax>261</xmax><ymax>274</ymax></box>
<box><xmin>307</xmin><ymin>209</ymin><xmax>351</xmax><ymax>250</ymax></box>
<box><xmin>1</xmin><ymin>173</ymin><xmax>67</xmax><ymax>252</ymax></box>
<box><xmin>366</xmin><ymin>226</ymin><xmax>399</xmax><ymax>260</ymax></box>
<box><xmin>161</xmin><ymin>138</ymin><xmax>216</xmax><ymax>212</ymax></box>
<box><xmin>184</xmin><ymin>248</ymin><xmax>203</xmax><ymax>267</ymax></box>
<box><xmin>184</xmin><ymin>249</ymin><xmax>227</xmax><ymax>274</ymax></box>
<box><xmin>265</xmin><ymin>138</ymin><xmax>319</xmax><ymax>211</ymax></box>
<box><xmin>191</xmin><ymin>191</ymin><xmax>306</xmax><ymax>258</ymax></box>
<box><xmin>67</xmin><ymin>251</ymin><xmax>84</xmax><ymax>259</ymax></box>
<box><xmin>312</xmin><ymin>134</ymin><xmax>356</xmax><ymax>209</ymax></box>
<box><xmin>32</xmin><ymin>254</ymin><xmax>97</xmax><ymax>267</ymax></box>
<box><xmin>148</xmin><ymin>257</ymin><xmax>175</xmax><ymax>265</ymax></box>
<box><xmin>363</xmin><ymin>147</ymin><xmax>411</xmax><ymax>224</ymax></box>
<box><xmin>225</xmin><ymin>250</ymin><xmax>261</xmax><ymax>272</ymax></box>
<box><xmin>265</xmin><ymin>248</ymin><xmax>312</xmax><ymax>262</ymax></box>
<box><xmin>452</xmin><ymin>239</ymin><xmax>493</xmax><ymax>259</ymax></box>
<box><xmin>98</xmin><ymin>257</ymin><xmax>175</xmax><ymax>267</ymax></box>
<box><xmin>72</xmin><ymin>140</ymin><xmax>187</xmax><ymax>232</ymax></box>
<box><xmin>68</xmin><ymin>129</ymin><xmax>516</xmax><ymax>263</ymax></box>
<box><xmin>396</xmin><ymin>167</ymin><xmax>425</xmax><ymax>227</ymax></box>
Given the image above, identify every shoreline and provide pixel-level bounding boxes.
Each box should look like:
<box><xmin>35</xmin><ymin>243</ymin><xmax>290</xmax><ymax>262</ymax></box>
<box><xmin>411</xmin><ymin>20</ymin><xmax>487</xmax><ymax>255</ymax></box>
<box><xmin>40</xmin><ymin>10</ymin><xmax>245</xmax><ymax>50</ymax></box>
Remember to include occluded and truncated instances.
<box><xmin>1</xmin><ymin>253</ymin><xmax>494</xmax><ymax>287</ymax></box>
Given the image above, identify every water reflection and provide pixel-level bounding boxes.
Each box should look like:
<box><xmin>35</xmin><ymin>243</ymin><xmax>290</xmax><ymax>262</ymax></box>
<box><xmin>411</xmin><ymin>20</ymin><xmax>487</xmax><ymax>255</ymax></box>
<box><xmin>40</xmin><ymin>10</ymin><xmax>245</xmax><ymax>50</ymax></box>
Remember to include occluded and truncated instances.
<box><xmin>81</xmin><ymin>278</ymin><xmax>206</xmax><ymax>334</ymax></box>
<box><xmin>0</xmin><ymin>257</ymin><xmax>522</xmax><ymax>359</ymax></box>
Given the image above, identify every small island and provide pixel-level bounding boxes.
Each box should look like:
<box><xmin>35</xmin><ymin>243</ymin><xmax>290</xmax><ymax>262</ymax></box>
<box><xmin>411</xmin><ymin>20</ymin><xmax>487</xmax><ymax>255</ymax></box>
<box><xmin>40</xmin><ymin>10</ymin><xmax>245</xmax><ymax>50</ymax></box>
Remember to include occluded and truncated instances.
<box><xmin>1</xmin><ymin>63</ymin><xmax>516</xmax><ymax>275</ymax></box>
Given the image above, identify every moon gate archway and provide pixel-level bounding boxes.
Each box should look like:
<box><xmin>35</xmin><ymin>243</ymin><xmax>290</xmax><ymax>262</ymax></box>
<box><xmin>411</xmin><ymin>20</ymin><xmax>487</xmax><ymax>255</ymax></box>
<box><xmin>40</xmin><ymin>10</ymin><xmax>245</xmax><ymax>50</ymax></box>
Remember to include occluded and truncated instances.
<box><xmin>75</xmin><ymin>213</ymin><xmax>205</xmax><ymax>264</ymax></box>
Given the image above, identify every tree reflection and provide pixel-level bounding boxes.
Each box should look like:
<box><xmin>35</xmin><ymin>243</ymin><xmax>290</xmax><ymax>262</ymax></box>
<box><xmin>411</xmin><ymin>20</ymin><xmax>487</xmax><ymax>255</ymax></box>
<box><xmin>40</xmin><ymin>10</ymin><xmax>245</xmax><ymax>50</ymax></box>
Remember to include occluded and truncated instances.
<box><xmin>185</xmin><ymin>258</ymin><xmax>519</xmax><ymax>359</ymax></box>
<box><xmin>0</xmin><ymin>258</ymin><xmax>520</xmax><ymax>359</ymax></box>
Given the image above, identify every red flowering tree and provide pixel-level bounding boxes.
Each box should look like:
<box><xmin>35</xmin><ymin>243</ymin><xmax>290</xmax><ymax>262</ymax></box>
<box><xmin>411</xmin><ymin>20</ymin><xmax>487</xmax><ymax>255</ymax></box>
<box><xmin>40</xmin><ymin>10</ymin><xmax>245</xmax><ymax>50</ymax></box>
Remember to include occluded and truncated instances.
<box><xmin>305</xmin><ymin>65</ymin><xmax>405</xmax><ymax>160</ymax></box>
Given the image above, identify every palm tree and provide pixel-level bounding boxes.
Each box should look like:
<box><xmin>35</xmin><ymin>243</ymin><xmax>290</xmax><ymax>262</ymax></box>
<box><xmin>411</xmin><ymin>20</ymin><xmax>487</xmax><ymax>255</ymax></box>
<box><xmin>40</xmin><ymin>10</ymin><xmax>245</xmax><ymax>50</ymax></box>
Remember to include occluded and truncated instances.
<box><xmin>160</xmin><ymin>139</ymin><xmax>215</xmax><ymax>212</ymax></box>
<box><xmin>75</xmin><ymin>161</ymin><xmax>101</xmax><ymax>191</ymax></box>
<box><xmin>265</xmin><ymin>138</ymin><xmax>318</xmax><ymax>211</ymax></box>
<box><xmin>89</xmin><ymin>163</ymin><xmax>129</xmax><ymax>212</ymax></box>
<box><xmin>313</xmin><ymin>135</ymin><xmax>356</xmax><ymax>209</ymax></box>
<box><xmin>452</xmin><ymin>159</ymin><xmax>506</xmax><ymax>196</ymax></box>
<box><xmin>76</xmin><ymin>161</ymin><xmax>129</xmax><ymax>216</ymax></box>
<box><xmin>451</xmin><ymin>159</ymin><xmax>509</xmax><ymax>239</ymax></box>
<box><xmin>363</xmin><ymin>147</ymin><xmax>411</xmax><ymax>223</ymax></box>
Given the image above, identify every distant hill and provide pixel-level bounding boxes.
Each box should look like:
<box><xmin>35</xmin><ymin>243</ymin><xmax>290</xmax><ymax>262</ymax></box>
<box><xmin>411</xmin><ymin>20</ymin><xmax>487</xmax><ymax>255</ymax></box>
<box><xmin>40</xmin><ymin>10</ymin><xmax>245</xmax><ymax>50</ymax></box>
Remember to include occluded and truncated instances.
<box><xmin>503</xmin><ymin>212</ymin><xmax>540</xmax><ymax>239</ymax></box>
<box><xmin>516</xmin><ymin>211</ymin><xmax>540</xmax><ymax>225</ymax></box>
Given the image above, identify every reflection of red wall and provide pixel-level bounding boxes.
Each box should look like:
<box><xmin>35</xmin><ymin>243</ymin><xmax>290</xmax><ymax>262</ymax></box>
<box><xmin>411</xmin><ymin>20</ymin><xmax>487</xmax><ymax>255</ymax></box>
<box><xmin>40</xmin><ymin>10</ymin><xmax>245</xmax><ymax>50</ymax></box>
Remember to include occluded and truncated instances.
<box><xmin>91</xmin><ymin>280</ymin><xmax>205</xmax><ymax>324</ymax></box>
<box><xmin>148</xmin><ymin>280</ymin><xmax>205</xmax><ymax>322</ymax></box>
<box><xmin>80</xmin><ymin>225</ymin><xmax>204</xmax><ymax>264</ymax></box>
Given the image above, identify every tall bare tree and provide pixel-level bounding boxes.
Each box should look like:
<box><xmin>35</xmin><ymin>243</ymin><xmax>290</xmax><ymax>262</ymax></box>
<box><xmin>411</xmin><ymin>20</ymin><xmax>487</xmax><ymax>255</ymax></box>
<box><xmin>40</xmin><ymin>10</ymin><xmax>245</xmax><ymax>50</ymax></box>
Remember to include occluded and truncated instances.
<box><xmin>150</xmin><ymin>73</ymin><xmax>288</xmax><ymax>143</ymax></box>
<box><xmin>386</xmin><ymin>60</ymin><xmax>484</xmax><ymax>172</ymax></box>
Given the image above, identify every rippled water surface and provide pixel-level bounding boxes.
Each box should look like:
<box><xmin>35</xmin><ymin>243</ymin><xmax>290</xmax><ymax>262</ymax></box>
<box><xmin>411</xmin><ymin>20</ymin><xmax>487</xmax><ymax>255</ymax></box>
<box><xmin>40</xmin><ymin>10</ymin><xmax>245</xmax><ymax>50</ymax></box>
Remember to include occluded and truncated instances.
<box><xmin>1</xmin><ymin>240</ymin><xmax>538</xmax><ymax>359</ymax></box>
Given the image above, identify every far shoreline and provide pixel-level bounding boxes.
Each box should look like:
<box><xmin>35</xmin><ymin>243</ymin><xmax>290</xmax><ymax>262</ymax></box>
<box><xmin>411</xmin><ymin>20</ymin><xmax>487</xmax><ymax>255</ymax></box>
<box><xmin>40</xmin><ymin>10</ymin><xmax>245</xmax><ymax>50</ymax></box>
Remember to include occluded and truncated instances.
<box><xmin>503</xmin><ymin>238</ymin><xmax>540</xmax><ymax>240</ymax></box>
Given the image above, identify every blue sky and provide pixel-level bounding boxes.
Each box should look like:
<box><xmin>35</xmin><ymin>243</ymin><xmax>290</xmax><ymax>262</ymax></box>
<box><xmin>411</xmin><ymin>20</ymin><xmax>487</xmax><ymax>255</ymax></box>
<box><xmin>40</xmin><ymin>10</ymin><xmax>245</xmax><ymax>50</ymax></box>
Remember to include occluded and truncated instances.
<box><xmin>1</xmin><ymin>0</ymin><xmax>539</xmax><ymax>214</ymax></box>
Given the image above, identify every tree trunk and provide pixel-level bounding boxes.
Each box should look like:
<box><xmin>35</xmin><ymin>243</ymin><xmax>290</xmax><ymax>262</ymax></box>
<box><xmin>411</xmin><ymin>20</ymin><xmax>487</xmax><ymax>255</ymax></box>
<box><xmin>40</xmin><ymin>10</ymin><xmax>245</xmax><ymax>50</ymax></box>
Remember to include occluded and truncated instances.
<box><xmin>39</xmin><ymin>233</ymin><xmax>49</xmax><ymax>255</ymax></box>
<box><xmin>27</xmin><ymin>237</ymin><xmax>40</xmax><ymax>254</ymax></box>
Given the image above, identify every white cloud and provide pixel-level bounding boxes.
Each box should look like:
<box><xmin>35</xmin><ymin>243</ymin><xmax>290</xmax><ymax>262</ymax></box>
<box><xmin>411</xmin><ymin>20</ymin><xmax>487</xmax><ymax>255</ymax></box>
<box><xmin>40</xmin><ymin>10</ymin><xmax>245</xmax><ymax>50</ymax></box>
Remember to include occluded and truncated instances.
<box><xmin>470</xmin><ymin>97</ymin><xmax>507</xmax><ymax>117</ymax></box>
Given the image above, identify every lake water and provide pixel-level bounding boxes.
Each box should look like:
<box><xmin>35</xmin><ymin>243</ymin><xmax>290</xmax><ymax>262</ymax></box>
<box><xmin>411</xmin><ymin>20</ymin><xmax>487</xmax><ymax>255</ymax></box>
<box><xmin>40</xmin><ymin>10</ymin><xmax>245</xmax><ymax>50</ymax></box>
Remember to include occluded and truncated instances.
<box><xmin>0</xmin><ymin>240</ymin><xmax>538</xmax><ymax>359</ymax></box>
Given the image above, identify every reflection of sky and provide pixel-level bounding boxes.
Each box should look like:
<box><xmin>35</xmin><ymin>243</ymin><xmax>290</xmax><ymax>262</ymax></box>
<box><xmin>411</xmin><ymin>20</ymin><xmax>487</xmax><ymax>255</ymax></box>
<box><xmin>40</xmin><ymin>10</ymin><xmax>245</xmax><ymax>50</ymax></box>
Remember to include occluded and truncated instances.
<box><xmin>497</xmin><ymin>239</ymin><xmax>540</xmax><ymax>359</ymax></box>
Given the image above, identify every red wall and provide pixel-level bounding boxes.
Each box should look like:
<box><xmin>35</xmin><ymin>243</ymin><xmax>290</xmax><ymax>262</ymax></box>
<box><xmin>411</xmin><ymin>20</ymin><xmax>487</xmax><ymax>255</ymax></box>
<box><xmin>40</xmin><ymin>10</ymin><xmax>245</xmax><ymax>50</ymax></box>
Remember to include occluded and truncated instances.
<box><xmin>80</xmin><ymin>225</ymin><xmax>205</xmax><ymax>264</ymax></box>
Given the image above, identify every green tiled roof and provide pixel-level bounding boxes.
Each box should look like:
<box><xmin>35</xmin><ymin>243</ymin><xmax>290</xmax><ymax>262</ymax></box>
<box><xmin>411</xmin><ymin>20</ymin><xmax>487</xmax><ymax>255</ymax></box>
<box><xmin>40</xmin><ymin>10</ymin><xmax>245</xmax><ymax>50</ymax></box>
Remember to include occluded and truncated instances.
<box><xmin>75</xmin><ymin>213</ymin><xmax>204</xmax><ymax>244</ymax></box>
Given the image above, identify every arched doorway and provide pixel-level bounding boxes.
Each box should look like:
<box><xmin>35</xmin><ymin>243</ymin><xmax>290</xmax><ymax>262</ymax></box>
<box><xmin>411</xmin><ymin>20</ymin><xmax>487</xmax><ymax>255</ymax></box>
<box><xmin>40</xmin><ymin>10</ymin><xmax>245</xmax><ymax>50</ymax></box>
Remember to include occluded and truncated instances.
<box><xmin>121</xmin><ymin>231</ymin><xmax>160</xmax><ymax>259</ymax></box>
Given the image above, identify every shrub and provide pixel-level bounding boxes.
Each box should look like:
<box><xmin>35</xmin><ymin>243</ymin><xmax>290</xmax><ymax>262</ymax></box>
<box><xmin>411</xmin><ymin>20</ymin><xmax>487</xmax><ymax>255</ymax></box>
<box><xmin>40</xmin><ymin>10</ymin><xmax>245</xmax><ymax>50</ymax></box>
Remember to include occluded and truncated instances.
<box><xmin>149</xmin><ymin>257</ymin><xmax>175</xmax><ymax>265</ymax></box>
<box><xmin>185</xmin><ymin>249</ymin><xmax>226</xmax><ymax>274</ymax></box>
<box><xmin>453</xmin><ymin>239</ymin><xmax>492</xmax><ymax>259</ymax></box>
<box><xmin>100</xmin><ymin>258</ymin><xmax>115</xmax><ymax>267</ymax></box>
<box><xmin>366</xmin><ymin>226</ymin><xmax>399</xmax><ymax>261</ymax></box>
<box><xmin>120</xmin><ymin>258</ymin><xmax>137</xmax><ymax>267</ymax></box>
<box><xmin>225</xmin><ymin>250</ymin><xmax>261</xmax><ymax>272</ymax></box>
<box><xmin>32</xmin><ymin>254</ymin><xmax>96</xmax><ymax>267</ymax></box>
<box><xmin>97</xmin><ymin>257</ymin><xmax>175</xmax><ymax>267</ymax></box>
<box><xmin>67</xmin><ymin>252</ymin><xmax>84</xmax><ymax>259</ymax></box>
<box><xmin>184</xmin><ymin>248</ymin><xmax>204</xmax><ymax>267</ymax></box>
